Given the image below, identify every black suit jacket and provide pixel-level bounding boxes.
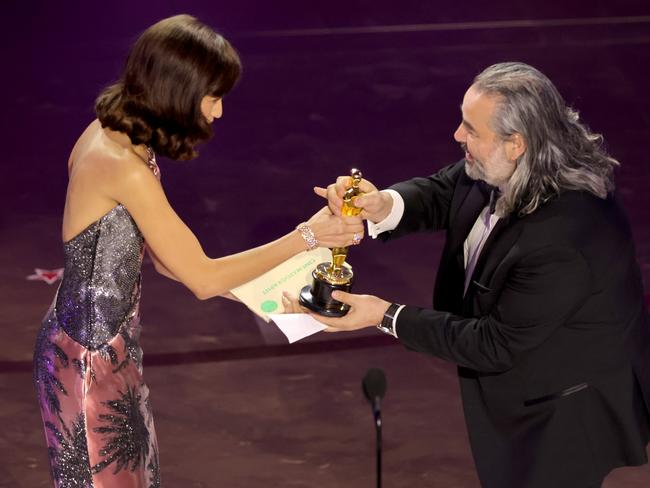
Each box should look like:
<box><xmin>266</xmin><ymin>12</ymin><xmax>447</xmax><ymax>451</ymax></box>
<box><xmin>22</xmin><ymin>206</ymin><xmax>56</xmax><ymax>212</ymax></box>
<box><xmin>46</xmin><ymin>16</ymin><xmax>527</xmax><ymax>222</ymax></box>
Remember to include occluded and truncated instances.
<box><xmin>383</xmin><ymin>161</ymin><xmax>650</xmax><ymax>488</ymax></box>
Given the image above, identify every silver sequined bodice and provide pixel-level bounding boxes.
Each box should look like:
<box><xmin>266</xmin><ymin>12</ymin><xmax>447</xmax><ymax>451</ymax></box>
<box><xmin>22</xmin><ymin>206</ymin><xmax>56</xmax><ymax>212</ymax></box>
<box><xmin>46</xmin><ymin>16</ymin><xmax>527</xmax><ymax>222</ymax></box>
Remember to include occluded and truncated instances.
<box><xmin>54</xmin><ymin>205</ymin><xmax>144</xmax><ymax>350</ymax></box>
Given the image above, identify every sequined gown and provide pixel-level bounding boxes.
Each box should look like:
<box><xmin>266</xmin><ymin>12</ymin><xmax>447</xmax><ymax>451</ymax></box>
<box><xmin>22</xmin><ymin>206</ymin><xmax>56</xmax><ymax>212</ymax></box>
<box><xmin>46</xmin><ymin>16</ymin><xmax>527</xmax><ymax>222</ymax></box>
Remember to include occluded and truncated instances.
<box><xmin>34</xmin><ymin>159</ymin><xmax>161</xmax><ymax>487</ymax></box>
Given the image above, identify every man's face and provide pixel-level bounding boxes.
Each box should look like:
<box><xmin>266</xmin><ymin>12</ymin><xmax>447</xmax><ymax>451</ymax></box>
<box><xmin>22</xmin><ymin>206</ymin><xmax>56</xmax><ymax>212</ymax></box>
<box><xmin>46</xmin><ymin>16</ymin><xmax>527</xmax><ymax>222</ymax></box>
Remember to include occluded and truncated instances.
<box><xmin>453</xmin><ymin>85</ymin><xmax>517</xmax><ymax>188</ymax></box>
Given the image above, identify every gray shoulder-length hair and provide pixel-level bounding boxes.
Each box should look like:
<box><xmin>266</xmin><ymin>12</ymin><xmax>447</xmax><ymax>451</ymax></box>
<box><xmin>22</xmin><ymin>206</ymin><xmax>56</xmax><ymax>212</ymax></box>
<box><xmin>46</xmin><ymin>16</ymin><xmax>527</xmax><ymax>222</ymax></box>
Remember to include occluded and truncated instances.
<box><xmin>473</xmin><ymin>62</ymin><xmax>619</xmax><ymax>217</ymax></box>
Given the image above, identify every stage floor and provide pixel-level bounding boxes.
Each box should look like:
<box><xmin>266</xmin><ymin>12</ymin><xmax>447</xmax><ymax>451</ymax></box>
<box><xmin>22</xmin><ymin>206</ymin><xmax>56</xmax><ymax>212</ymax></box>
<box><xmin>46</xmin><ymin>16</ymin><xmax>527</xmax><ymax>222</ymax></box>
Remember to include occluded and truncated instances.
<box><xmin>2</xmin><ymin>2</ymin><xmax>650</xmax><ymax>486</ymax></box>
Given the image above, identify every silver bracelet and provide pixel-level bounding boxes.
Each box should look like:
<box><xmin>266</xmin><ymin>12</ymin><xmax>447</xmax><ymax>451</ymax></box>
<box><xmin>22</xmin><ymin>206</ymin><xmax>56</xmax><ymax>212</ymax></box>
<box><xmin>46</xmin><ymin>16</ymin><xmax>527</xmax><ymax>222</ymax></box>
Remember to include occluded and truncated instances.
<box><xmin>296</xmin><ymin>222</ymin><xmax>318</xmax><ymax>251</ymax></box>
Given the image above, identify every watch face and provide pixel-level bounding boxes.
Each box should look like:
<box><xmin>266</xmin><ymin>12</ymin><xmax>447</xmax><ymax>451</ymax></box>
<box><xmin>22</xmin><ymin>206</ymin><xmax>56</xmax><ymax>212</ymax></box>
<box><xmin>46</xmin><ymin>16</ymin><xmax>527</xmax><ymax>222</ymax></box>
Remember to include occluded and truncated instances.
<box><xmin>376</xmin><ymin>325</ymin><xmax>395</xmax><ymax>337</ymax></box>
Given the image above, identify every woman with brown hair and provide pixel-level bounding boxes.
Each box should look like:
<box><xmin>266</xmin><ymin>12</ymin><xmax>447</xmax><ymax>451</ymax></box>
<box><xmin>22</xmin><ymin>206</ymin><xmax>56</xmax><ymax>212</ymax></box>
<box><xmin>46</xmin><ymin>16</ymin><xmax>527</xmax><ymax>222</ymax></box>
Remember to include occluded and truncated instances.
<box><xmin>33</xmin><ymin>14</ymin><xmax>362</xmax><ymax>487</ymax></box>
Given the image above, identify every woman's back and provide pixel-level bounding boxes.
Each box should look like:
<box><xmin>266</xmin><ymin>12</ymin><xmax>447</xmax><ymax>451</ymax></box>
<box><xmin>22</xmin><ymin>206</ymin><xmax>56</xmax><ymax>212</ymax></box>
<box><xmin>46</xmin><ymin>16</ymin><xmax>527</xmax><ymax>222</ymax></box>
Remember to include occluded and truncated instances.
<box><xmin>33</xmin><ymin>123</ymin><xmax>161</xmax><ymax>487</ymax></box>
<box><xmin>55</xmin><ymin>121</ymin><xmax>160</xmax><ymax>347</ymax></box>
<box><xmin>62</xmin><ymin>120</ymin><xmax>154</xmax><ymax>243</ymax></box>
<box><xmin>57</xmin><ymin>202</ymin><xmax>145</xmax><ymax>349</ymax></box>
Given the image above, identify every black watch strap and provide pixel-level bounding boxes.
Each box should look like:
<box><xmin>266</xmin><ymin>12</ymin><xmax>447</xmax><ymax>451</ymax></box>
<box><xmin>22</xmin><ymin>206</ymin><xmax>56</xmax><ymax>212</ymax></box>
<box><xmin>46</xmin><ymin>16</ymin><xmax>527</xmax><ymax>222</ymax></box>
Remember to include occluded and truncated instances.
<box><xmin>377</xmin><ymin>303</ymin><xmax>401</xmax><ymax>337</ymax></box>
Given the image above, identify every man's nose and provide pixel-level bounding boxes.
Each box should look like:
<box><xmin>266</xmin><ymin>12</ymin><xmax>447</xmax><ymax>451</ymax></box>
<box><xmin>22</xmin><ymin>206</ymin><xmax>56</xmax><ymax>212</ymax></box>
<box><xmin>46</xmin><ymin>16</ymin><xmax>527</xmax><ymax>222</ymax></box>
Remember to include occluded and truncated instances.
<box><xmin>454</xmin><ymin>124</ymin><xmax>466</xmax><ymax>143</ymax></box>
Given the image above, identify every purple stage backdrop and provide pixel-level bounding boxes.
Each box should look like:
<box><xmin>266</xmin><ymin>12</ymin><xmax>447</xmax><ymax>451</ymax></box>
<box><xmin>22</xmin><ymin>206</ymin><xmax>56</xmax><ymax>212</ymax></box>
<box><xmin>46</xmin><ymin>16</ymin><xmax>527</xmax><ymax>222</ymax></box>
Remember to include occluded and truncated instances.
<box><xmin>2</xmin><ymin>1</ymin><xmax>650</xmax><ymax>486</ymax></box>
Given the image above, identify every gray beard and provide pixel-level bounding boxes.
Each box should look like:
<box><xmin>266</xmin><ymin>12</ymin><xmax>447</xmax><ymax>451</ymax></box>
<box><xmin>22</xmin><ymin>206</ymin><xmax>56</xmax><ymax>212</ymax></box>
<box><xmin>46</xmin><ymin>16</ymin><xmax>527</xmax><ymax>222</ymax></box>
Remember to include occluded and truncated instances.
<box><xmin>464</xmin><ymin>159</ymin><xmax>486</xmax><ymax>182</ymax></box>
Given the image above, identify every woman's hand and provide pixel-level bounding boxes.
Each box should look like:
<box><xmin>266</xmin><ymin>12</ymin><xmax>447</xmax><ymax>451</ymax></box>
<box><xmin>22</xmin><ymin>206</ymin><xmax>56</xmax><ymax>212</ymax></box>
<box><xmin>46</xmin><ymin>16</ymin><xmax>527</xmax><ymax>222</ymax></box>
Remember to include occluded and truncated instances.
<box><xmin>313</xmin><ymin>177</ymin><xmax>393</xmax><ymax>224</ymax></box>
<box><xmin>305</xmin><ymin>206</ymin><xmax>364</xmax><ymax>249</ymax></box>
<box><xmin>281</xmin><ymin>291</ymin><xmax>305</xmax><ymax>313</ymax></box>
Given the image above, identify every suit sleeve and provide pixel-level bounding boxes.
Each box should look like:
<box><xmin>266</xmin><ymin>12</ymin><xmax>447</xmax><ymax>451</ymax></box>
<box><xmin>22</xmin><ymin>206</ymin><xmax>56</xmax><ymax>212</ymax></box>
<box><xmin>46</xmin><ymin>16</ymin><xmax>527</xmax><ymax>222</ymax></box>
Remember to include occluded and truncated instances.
<box><xmin>395</xmin><ymin>245</ymin><xmax>592</xmax><ymax>372</ymax></box>
<box><xmin>381</xmin><ymin>161</ymin><xmax>465</xmax><ymax>240</ymax></box>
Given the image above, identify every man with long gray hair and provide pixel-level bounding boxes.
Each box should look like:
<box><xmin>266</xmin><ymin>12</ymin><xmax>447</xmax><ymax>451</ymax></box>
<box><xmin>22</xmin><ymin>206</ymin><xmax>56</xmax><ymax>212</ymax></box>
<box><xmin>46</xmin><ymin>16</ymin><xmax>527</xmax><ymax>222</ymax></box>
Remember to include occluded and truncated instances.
<box><xmin>311</xmin><ymin>62</ymin><xmax>650</xmax><ymax>487</ymax></box>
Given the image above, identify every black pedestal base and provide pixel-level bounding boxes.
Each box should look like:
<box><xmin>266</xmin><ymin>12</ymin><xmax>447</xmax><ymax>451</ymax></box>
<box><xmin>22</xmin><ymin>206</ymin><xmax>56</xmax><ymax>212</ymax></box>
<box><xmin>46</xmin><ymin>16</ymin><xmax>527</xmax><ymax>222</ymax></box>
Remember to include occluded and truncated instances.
<box><xmin>299</xmin><ymin>276</ymin><xmax>352</xmax><ymax>317</ymax></box>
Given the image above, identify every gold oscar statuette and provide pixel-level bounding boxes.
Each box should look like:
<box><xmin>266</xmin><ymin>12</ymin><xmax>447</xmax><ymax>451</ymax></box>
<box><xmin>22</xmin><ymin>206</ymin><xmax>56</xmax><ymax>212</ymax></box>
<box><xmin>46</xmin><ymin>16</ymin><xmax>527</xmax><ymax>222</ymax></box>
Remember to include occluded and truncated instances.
<box><xmin>299</xmin><ymin>168</ymin><xmax>364</xmax><ymax>316</ymax></box>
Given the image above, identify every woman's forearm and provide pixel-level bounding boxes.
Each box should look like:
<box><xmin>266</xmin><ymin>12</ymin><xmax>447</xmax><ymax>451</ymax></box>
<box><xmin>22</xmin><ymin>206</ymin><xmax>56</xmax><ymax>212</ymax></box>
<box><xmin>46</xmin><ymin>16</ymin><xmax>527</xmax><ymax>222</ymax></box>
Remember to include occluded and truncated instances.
<box><xmin>192</xmin><ymin>229</ymin><xmax>307</xmax><ymax>299</ymax></box>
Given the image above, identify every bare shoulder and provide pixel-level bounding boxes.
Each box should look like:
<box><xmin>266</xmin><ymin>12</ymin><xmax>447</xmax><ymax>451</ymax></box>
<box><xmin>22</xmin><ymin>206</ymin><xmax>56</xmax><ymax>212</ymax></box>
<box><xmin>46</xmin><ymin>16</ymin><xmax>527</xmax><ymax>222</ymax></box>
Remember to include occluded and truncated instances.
<box><xmin>71</xmin><ymin>126</ymin><xmax>159</xmax><ymax>198</ymax></box>
<box><xmin>63</xmin><ymin>120</ymin><xmax>169</xmax><ymax>243</ymax></box>
<box><xmin>100</xmin><ymin>145</ymin><xmax>161</xmax><ymax>202</ymax></box>
<box><xmin>63</xmin><ymin>124</ymin><xmax>163</xmax><ymax>240</ymax></box>
<box><xmin>68</xmin><ymin>119</ymin><xmax>102</xmax><ymax>171</ymax></box>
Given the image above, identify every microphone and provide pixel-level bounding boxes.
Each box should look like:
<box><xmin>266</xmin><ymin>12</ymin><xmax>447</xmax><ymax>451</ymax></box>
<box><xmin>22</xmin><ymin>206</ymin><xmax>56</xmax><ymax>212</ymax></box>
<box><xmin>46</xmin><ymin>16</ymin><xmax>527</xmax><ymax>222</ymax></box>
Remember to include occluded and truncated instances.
<box><xmin>362</xmin><ymin>368</ymin><xmax>387</xmax><ymax>488</ymax></box>
<box><xmin>362</xmin><ymin>368</ymin><xmax>387</xmax><ymax>422</ymax></box>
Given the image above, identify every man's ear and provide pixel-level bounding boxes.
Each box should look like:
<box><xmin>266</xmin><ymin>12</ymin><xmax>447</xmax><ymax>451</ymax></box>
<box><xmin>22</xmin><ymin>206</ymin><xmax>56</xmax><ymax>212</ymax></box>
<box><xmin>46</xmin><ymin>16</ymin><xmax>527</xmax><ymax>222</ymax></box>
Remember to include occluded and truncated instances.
<box><xmin>507</xmin><ymin>133</ymin><xmax>527</xmax><ymax>161</ymax></box>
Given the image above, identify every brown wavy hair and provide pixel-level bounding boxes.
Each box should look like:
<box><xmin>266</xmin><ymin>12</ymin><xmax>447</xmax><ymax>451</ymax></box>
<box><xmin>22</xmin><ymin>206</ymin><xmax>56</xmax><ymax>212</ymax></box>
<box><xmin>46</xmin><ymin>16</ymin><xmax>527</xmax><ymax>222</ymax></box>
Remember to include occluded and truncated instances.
<box><xmin>95</xmin><ymin>15</ymin><xmax>241</xmax><ymax>160</ymax></box>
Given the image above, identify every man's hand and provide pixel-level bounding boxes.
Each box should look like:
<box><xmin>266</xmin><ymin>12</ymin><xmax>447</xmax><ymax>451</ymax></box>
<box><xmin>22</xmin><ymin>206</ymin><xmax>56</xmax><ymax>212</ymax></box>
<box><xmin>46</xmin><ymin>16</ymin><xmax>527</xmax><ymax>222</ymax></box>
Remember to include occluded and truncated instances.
<box><xmin>309</xmin><ymin>290</ymin><xmax>392</xmax><ymax>332</ymax></box>
<box><xmin>314</xmin><ymin>177</ymin><xmax>394</xmax><ymax>223</ymax></box>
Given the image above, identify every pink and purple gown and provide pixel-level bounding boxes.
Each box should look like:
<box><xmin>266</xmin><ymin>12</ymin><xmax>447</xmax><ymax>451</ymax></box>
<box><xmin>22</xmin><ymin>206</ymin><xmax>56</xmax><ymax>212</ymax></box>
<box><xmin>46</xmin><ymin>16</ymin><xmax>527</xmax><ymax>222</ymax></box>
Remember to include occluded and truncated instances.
<box><xmin>33</xmin><ymin>156</ymin><xmax>161</xmax><ymax>487</ymax></box>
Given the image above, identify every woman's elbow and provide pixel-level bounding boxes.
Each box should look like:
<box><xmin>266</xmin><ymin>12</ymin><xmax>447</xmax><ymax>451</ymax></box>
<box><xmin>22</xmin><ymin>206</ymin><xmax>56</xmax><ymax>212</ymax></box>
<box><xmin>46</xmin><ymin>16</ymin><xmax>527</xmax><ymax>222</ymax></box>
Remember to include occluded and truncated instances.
<box><xmin>152</xmin><ymin>260</ymin><xmax>179</xmax><ymax>281</ymax></box>
<box><xmin>168</xmin><ymin>261</ymin><xmax>225</xmax><ymax>299</ymax></box>
<box><xmin>189</xmin><ymin>281</ymin><xmax>227</xmax><ymax>301</ymax></box>
<box><xmin>190</xmin><ymin>283</ymin><xmax>212</xmax><ymax>300</ymax></box>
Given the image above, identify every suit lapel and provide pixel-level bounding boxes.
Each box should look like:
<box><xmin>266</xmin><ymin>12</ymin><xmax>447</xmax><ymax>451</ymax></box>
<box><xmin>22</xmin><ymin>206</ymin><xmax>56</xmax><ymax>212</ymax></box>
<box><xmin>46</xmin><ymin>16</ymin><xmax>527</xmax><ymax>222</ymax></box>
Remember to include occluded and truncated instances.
<box><xmin>433</xmin><ymin>173</ymin><xmax>487</xmax><ymax>314</ymax></box>
<box><xmin>463</xmin><ymin>215</ymin><xmax>523</xmax><ymax>307</ymax></box>
<box><xmin>449</xmin><ymin>170</ymin><xmax>475</xmax><ymax>224</ymax></box>
<box><xmin>448</xmin><ymin>179</ymin><xmax>490</xmax><ymax>258</ymax></box>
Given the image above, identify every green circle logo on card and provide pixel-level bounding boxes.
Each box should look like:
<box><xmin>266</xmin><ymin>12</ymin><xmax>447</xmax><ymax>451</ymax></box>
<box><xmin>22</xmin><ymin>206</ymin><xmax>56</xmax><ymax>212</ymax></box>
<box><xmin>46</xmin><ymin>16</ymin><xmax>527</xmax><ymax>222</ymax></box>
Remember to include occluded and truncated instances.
<box><xmin>261</xmin><ymin>300</ymin><xmax>279</xmax><ymax>313</ymax></box>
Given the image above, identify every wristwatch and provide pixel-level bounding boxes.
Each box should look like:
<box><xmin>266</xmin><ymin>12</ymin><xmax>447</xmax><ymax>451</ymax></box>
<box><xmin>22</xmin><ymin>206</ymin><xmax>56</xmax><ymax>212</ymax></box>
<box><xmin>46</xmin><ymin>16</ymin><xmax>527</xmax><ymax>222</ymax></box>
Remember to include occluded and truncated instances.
<box><xmin>377</xmin><ymin>303</ymin><xmax>401</xmax><ymax>337</ymax></box>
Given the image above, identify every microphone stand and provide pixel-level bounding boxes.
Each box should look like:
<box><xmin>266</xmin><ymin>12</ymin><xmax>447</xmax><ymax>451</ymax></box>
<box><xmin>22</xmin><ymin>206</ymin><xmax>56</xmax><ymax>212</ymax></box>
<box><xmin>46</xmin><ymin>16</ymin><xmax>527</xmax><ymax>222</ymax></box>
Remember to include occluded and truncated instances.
<box><xmin>373</xmin><ymin>397</ymin><xmax>382</xmax><ymax>488</ymax></box>
<box><xmin>363</xmin><ymin>368</ymin><xmax>386</xmax><ymax>488</ymax></box>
